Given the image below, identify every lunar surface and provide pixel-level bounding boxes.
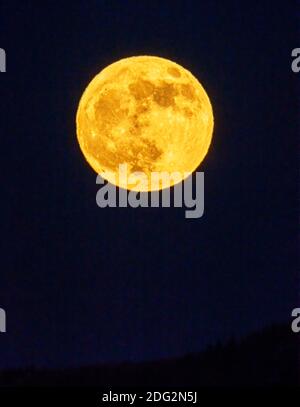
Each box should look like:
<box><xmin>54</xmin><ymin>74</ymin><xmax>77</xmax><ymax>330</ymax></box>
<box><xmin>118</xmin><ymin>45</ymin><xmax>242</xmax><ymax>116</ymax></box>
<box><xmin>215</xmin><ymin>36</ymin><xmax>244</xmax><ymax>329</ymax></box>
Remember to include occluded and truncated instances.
<box><xmin>76</xmin><ymin>55</ymin><xmax>214</xmax><ymax>191</ymax></box>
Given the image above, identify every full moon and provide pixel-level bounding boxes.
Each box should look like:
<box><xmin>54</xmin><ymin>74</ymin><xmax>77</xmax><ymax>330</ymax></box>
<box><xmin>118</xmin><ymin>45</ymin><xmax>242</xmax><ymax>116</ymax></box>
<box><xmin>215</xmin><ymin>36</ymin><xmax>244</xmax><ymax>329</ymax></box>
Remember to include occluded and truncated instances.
<box><xmin>76</xmin><ymin>55</ymin><xmax>214</xmax><ymax>191</ymax></box>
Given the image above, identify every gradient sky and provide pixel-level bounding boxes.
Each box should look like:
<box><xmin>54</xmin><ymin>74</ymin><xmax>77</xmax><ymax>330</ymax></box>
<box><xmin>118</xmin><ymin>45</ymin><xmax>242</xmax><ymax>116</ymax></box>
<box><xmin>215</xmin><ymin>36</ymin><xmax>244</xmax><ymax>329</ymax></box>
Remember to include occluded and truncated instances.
<box><xmin>0</xmin><ymin>1</ymin><xmax>298</xmax><ymax>368</ymax></box>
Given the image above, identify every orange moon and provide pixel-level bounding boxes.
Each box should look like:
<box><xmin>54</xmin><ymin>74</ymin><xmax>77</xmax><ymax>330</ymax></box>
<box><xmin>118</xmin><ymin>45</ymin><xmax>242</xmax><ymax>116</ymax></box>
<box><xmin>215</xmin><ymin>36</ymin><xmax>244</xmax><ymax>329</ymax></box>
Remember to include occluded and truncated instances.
<box><xmin>76</xmin><ymin>56</ymin><xmax>214</xmax><ymax>191</ymax></box>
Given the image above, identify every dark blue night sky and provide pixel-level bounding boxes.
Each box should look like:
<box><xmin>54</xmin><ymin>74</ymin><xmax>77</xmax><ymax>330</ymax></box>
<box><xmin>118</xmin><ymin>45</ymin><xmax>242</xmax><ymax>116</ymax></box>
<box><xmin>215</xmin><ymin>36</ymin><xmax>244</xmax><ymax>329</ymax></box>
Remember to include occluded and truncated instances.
<box><xmin>0</xmin><ymin>1</ymin><xmax>298</xmax><ymax>368</ymax></box>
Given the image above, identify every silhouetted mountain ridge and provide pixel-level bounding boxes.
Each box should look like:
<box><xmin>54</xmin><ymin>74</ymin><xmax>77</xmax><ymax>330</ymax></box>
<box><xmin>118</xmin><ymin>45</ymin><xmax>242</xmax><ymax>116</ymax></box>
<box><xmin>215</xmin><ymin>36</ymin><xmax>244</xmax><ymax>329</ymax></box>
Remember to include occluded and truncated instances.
<box><xmin>0</xmin><ymin>323</ymin><xmax>298</xmax><ymax>386</ymax></box>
